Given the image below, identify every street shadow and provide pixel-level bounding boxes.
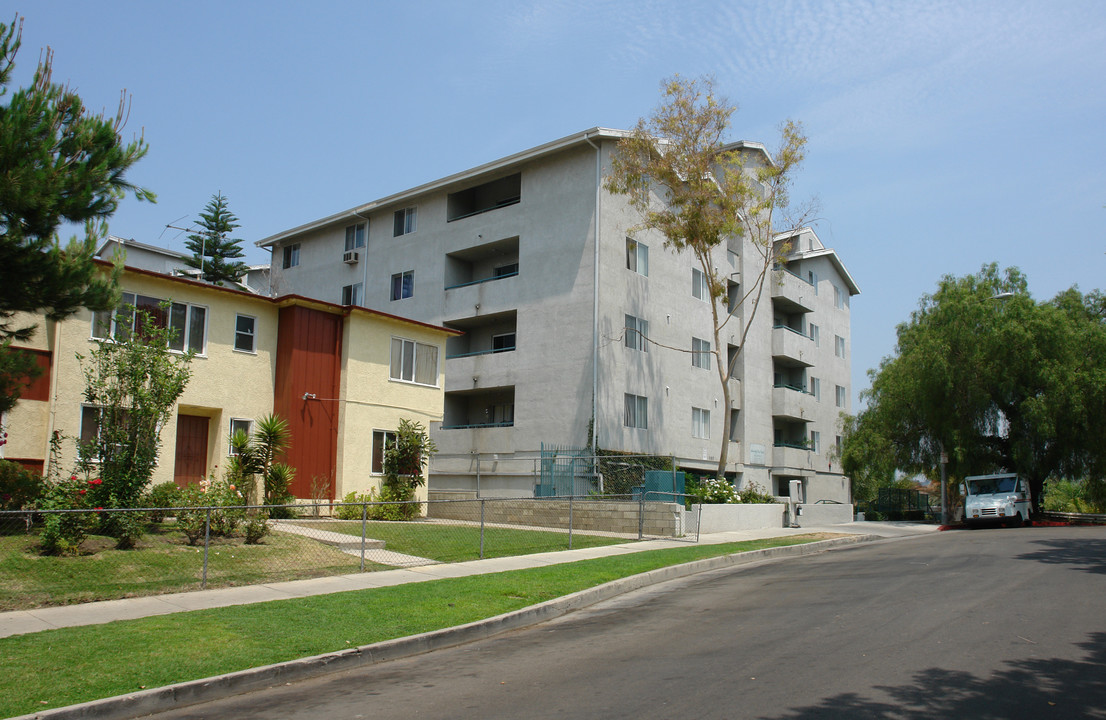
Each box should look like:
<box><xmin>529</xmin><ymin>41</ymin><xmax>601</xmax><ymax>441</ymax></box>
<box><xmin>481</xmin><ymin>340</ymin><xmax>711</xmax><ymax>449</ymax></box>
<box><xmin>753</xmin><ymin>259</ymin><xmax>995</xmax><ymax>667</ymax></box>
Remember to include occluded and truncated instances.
<box><xmin>759</xmin><ymin>631</ymin><xmax>1106</xmax><ymax>720</ymax></box>
<box><xmin>1015</xmin><ymin>536</ymin><xmax>1106</xmax><ymax>575</ymax></box>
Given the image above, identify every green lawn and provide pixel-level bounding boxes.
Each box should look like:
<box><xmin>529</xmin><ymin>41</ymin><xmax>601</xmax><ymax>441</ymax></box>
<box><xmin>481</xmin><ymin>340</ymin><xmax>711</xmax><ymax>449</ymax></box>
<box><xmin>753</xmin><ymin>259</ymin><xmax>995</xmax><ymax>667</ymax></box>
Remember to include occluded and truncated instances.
<box><xmin>0</xmin><ymin>520</ymin><xmax>623</xmax><ymax>611</ymax></box>
<box><xmin>291</xmin><ymin>519</ymin><xmax>625</xmax><ymax>562</ymax></box>
<box><xmin>0</xmin><ymin>535</ymin><xmax>823</xmax><ymax>718</ymax></box>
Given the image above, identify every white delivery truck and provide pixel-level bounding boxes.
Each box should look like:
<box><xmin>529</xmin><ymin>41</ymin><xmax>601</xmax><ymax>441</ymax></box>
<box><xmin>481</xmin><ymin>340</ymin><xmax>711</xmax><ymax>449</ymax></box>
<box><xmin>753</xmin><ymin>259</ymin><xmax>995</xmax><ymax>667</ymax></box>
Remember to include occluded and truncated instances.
<box><xmin>961</xmin><ymin>473</ymin><xmax>1032</xmax><ymax>528</ymax></box>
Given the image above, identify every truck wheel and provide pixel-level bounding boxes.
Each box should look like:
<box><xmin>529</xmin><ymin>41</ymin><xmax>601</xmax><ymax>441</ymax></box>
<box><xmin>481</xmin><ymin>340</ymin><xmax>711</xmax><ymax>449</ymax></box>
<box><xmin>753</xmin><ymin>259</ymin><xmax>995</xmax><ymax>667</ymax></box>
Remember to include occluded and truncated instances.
<box><xmin>1008</xmin><ymin>513</ymin><xmax>1023</xmax><ymax>528</ymax></box>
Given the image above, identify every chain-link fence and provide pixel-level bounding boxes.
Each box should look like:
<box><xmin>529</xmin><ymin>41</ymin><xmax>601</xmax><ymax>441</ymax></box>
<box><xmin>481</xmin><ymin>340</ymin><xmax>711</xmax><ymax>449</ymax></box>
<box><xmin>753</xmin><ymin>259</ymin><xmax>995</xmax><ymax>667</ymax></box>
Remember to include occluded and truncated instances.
<box><xmin>0</xmin><ymin>493</ymin><xmax>696</xmax><ymax>612</ymax></box>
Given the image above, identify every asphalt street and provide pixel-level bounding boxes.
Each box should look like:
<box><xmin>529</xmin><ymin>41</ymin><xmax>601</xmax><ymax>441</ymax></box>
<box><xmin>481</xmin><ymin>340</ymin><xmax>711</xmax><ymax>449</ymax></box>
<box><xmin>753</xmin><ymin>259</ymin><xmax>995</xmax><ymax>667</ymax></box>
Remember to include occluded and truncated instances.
<box><xmin>138</xmin><ymin>525</ymin><xmax>1106</xmax><ymax>720</ymax></box>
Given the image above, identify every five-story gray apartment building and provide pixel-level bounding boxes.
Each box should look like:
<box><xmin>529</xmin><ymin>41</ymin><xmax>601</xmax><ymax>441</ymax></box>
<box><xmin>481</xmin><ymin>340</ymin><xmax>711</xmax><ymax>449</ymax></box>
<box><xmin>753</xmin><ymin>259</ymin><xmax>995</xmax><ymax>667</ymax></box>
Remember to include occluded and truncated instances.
<box><xmin>258</xmin><ymin>128</ymin><xmax>859</xmax><ymax>502</ymax></box>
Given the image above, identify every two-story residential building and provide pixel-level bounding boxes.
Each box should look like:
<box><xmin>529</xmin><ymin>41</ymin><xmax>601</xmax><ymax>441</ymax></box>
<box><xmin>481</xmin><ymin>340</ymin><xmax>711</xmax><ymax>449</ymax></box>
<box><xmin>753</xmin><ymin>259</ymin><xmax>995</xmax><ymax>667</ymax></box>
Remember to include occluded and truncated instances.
<box><xmin>1</xmin><ymin>261</ymin><xmax>456</xmax><ymax>501</ymax></box>
<box><xmin>256</xmin><ymin>128</ymin><xmax>859</xmax><ymax>502</ymax></box>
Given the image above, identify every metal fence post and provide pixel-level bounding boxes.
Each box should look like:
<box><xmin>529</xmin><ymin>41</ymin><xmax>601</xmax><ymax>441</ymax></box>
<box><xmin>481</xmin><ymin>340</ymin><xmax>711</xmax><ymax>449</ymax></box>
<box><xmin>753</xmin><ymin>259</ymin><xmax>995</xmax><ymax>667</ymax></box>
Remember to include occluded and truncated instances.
<box><xmin>638</xmin><ymin>490</ymin><xmax>646</xmax><ymax>540</ymax></box>
<box><xmin>360</xmin><ymin>502</ymin><xmax>368</xmax><ymax>572</ymax></box>
<box><xmin>568</xmin><ymin>495</ymin><xmax>574</xmax><ymax>550</ymax></box>
<box><xmin>201</xmin><ymin>506</ymin><xmax>212</xmax><ymax>589</ymax></box>
<box><xmin>479</xmin><ymin>498</ymin><xmax>486</xmax><ymax>559</ymax></box>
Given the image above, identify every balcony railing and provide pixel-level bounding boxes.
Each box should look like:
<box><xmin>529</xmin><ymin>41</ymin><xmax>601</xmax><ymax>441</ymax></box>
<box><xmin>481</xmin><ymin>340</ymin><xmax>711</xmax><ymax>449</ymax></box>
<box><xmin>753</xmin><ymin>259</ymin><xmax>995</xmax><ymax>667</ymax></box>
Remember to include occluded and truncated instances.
<box><xmin>444</xmin><ymin>270</ymin><xmax>519</xmax><ymax>291</ymax></box>
<box><xmin>773</xmin><ymin>382</ymin><xmax>808</xmax><ymax>394</ymax></box>
<box><xmin>446</xmin><ymin>346</ymin><xmax>516</xmax><ymax>360</ymax></box>
<box><xmin>774</xmin><ymin>441</ymin><xmax>810</xmax><ymax>451</ymax></box>
<box><xmin>440</xmin><ymin>421</ymin><xmax>514</xmax><ymax>430</ymax></box>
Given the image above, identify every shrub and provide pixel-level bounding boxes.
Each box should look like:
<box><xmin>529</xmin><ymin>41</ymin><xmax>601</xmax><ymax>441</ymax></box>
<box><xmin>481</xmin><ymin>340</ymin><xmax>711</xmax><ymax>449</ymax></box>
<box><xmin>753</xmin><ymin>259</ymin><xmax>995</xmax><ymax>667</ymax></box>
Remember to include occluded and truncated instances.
<box><xmin>336</xmin><ymin>491</ymin><xmax>372</xmax><ymax>520</ymax></box>
<box><xmin>39</xmin><ymin>475</ymin><xmax>97</xmax><ymax>555</ymax></box>
<box><xmin>372</xmin><ymin>485</ymin><xmax>420</xmax><ymax>521</ymax></box>
<box><xmin>142</xmin><ymin>482</ymin><xmax>183</xmax><ymax>523</ymax></box>
<box><xmin>243</xmin><ymin>511</ymin><xmax>270</xmax><ymax>544</ymax></box>
<box><xmin>110</xmin><ymin>508</ymin><xmax>148</xmax><ymax>549</ymax></box>
<box><xmin>689</xmin><ymin>476</ymin><xmax>740</xmax><ymax>504</ymax></box>
<box><xmin>0</xmin><ymin>459</ymin><xmax>46</xmax><ymax>510</ymax></box>
<box><xmin>737</xmin><ymin>482</ymin><xmax>779</xmax><ymax>504</ymax></box>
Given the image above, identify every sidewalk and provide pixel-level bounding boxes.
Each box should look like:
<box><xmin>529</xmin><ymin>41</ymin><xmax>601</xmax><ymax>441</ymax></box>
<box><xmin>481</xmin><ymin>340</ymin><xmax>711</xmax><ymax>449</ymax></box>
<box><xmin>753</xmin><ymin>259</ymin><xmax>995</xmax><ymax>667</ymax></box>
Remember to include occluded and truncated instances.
<box><xmin>0</xmin><ymin>521</ymin><xmax>939</xmax><ymax>640</ymax></box>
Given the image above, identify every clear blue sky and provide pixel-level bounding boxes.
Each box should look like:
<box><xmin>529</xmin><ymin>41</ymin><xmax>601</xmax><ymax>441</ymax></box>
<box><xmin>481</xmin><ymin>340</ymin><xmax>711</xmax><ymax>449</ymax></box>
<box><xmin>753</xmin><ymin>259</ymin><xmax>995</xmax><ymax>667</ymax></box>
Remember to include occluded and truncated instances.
<box><xmin>12</xmin><ymin>0</ymin><xmax>1106</xmax><ymax>405</ymax></box>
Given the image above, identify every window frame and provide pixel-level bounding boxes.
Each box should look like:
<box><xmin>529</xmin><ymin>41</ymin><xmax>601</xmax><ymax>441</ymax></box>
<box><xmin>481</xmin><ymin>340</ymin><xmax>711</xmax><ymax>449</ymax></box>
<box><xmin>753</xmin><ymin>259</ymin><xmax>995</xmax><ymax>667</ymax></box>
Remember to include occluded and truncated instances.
<box><xmin>810</xmin><ymin>376</ymin><xmax>820</xmax><ymax>401</ymax></box>
<box><xmin>692</xmin><ymin>407</ymin><xmax>710</xmax><ymax>439</ymax></box>
<box><xmin>389</xmin><ymin>337</ymin><xmax>440</xmax><ymax>387</ymax></box>
<box><xmin>624</xmin><ymin>314</ymin><xmax>649</xmax><ymax>352</ymax></box>
<box><xmin>835</xmin><ymin>335</ymin><xmax>846</xmax><ymax>359</ymax></box>
<box><xmin>229</xmin><ymin>418</ymin><xmax>253</xmax><ymax>456</ymax></box>
<box><xmin>233</xmin><ymin>313</ymin><xmax>257</xmax><ymax>354</ymax></box>
<box><xmin>692</xmin><ymin>267</ymin><xmax>710</xmax><ymax>301</ymax></box>
<box><xmin>626</xmin><ymin>237</ymin><xmax>649</xmax><ymax>276</ymax></box>
<box><xmin>371</xmin><ymin>429</ymin><xmax>398</xmax><ymax>475</ymax></box>
<box><xmin>393</xmin><ymin>207</ymin><xmax>417</xmax><ymax>237</ymax></box>
<box><xmin>492</xmin><ymin>332</ymin><xmax>516</xmax><ymax>352</ymax></box>
<box><xmin>345</xmin><ymin>223</ymin><xmax>366</xmax><ymax>251</ymax></box>
<box><xmin>836</xmin><ymin>384</ymin><xmax>847</xmax><ymax>408</ymax></box>
<box><xmin>342</xmin><ymin>282</ymin><xmax>362</xmax><ymax>306</ymax></box>
<box><xmin>624</xmin><ymin>393</ymin><xmax>648</xmax><ymax>429</ymax></box>
<box><xmin>692</xmin><ymin>337</ymin><xmax>711</xmax><ymax>370</ymax></box>
<box><xmin>391</xmin><ymin>270</ymin><xmax>414</xmax><ymax>301</ymax></box>
<box><xmin>282</xmin><ymin>243</ymin><xmax>300</xmax><ymax>269</ymax></box>
<box><xmin>92</xmin><ymin>292</ymin><xmax>208</xmax><ymax>355</ymax></box>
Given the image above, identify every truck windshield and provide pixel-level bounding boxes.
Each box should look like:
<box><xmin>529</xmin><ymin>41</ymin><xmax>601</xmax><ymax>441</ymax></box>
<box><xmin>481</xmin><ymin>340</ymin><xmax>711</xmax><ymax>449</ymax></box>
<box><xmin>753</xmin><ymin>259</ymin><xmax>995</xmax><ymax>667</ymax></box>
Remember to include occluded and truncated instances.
<box><xmin>967</xmin><ymin>476</ymin><xmax>1018</xmax><ymax>495</ymax></box>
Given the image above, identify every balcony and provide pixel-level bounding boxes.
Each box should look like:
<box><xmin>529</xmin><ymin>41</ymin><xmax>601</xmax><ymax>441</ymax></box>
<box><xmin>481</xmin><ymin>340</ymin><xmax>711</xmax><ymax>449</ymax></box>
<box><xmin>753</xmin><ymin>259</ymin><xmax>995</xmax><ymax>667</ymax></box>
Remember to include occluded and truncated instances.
<box><xmin>772</xmin><ymin>384</ymin><xmax>814</xmax><ymax>422</ymax></box>
<box><xmin>773</xmin><ymin>442</ymin><xmax>812</xmax><ymax>469</ymax></box>
<box><xmin>447</xmin><ymin>173</ymin><xmax>521</xmax><ymax>222</ymax></box>
<box><xmin>772</xmin><ymin>325</ymin><xmax>814</xmax><ymax>367</ymax></box>
<box><xmin>727</xmin><ymin>377</ymin><xmax>742</xmax><ymax>411</ymax></box>
<box><xmin>442</xmin><ymin>386</ymin><xmax>515</xmax><ymax>430</ymax></box>
<box><xmin>772</xmin><ymin>267</ymin><xmax>815</xmax><ymax>313</ymax></box>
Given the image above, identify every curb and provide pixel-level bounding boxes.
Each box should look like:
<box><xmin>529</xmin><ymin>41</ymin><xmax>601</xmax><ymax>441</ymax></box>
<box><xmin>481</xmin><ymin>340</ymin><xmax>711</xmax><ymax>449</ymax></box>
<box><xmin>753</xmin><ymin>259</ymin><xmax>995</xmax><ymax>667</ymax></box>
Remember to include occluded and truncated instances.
<box><xmin>18</xmin><ymin>534</ymin><xmax>881</xmax><ymax>720</ymax></box>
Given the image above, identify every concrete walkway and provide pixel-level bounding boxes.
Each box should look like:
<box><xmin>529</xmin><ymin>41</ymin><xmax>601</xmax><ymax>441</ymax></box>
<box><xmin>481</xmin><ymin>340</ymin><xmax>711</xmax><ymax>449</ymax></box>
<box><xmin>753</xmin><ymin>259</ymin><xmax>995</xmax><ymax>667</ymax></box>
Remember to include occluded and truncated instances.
<box><xmin>0</xmin><ymin>521</ymin><xmax>938</xmax><ymax>640</ymax></box>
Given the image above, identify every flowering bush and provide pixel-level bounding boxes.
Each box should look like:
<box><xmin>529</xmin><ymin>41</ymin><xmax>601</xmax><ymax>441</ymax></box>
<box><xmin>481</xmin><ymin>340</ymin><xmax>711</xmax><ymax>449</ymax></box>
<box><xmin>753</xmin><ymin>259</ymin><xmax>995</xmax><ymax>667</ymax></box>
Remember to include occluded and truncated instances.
<box><xmin>0</xmin><ymin>459</ymin><xmax>46</xmax><ymax>511</ymax></box>
<box><xmin>39</xmin><ymin>475</ymin><xmax>98</xmax><ymax>555</ymax></box>
<box><xmin>690</xmin><ymin>476</ymin><xmax>742</xmax><ymax>504</ymax></box>
<box><xmin>174</xmin><ymin>476</ymin><xmax>254</xmax><ymax>544</ymax></box>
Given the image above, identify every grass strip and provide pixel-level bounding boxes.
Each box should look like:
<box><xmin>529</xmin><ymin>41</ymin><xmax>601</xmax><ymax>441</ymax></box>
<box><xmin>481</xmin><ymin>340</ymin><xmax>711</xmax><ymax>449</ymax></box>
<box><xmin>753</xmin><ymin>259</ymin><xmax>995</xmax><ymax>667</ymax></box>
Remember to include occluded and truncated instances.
<box><xmin>0</xmin><ymin>535</ymin><xmax>820</xmax><ymax>717</ymax></box>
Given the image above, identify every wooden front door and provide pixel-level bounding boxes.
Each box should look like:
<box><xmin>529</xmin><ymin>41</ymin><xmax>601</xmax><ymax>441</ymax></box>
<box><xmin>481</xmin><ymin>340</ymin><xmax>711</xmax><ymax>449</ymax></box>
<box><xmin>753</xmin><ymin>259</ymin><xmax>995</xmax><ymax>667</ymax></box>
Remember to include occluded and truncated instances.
<box><xmin>174</xmin><ymin>414</ymin><xmax>209</xmax><ymax>488</ymax></box>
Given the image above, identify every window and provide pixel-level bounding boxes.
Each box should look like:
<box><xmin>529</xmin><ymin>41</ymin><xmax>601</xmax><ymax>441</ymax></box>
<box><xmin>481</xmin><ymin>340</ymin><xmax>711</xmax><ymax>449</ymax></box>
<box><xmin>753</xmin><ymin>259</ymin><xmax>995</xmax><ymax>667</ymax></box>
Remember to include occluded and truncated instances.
<box><xmin>834</xmin><ymin>285</ymin><xmax>846</xmax><ymax>310</ymax></box>
<box><xmin>692</xmin><ymin>267</ymin><xmax>710</xmax><ymax>301</ymax></box>
<box><xmin>342</xmin><ymin>283</ymin><xmax>362</xmax><ymax>306</ymax></box>
<box><xmin>393</xmin><ymin>207</ymin><xmax>417</xmax><ymax>236</ymax></box>
<box><xmin>390</xmin><ymin>337</ymin><xmax>439</xmax><ymax>386</ymax></box>
<box><xmin>836</xmin><ymin>385</ymin><xmax>847</xmax><ymax>408</ymax></box>
<box><xmin>692</xmin><ymin>407</ymin><xmax>710</xmax><ymax>439</ymax></box>
<box><xmin>809</xmin><ymin>324</ymin><xmax>820</xmax><ymax>347</ymax></box>
<box><xmin>808</xmin><ymin>270</ymin><xmax>818</xmax><ymax>293</ymax></box>
<box><xmin>835</xmin><ymin>335</ymin><xmax>846</xmax><ymax>358</ymax></box>
<box><xmin>391</xmin><ymin>271</ymin><xmax>414</xmax><ymax>301</ymax></box>
<box><xmin>345</xmin><ymin>223</ymin><xmax>366</xmax><ymax>251</ymax></box>
<box><xmin>490</xmin><ymin>403</ymin><xmax>514</xmax><ymax>425</ymax></box>
<box><xmin>810</xmin><ymin>377</ymin><xmax>820</xmax><ymax>401</ymax></box>
<box><xmin>371</xmin><ymin>429</ymin><xmax>397</xmax><ymax>474</ymax></box>
<box><xmin>692</xmin><ymin>337</ymin><xmax>711</xmax><ymax>369</ymax></box>
<box><xmin>492</xmin><ymin>332</ymin><xmax>516</xmax><ymax>352</ymax></box>
<box><xmin>79</xmin><ymin>405</ymin><xmax>102</xmax><ymax>450</ymax></box>
<box><xmin>810</xmin><ymin>430</ymin><xmax>821</xmax><ymax>453</ymax></box>
<box><xmin>729</xmin><ymin>409</ymin><xmax>740</xmax><ymax>442</ymax></box>
<box><xmin>624</xmin><ymin>315</ymin><xmax>649</xmax><ymax>352</ymax></box>
<box><xmin>229</xmin><ymin>418</ymin><xmax>252</xmax><ymax>455</ymax></box>
<box><xmin>624</xmin><ymin>394</ymin><xmax>648</xmax><ymax>429</ymax></box>
<box><xmin>92</xmin><ymin>292</ymin><xmax>206</xmax><ymax>354</ymax></box>
<box><xmin>836</xmin><ymin>435</ymin><xmax>843</xmax><ymax>455</ymax></box>
<box><xmin>234</xmin><ymin>314</ymin><xmax>256</xmax><ymax>353</ymax></box>
<box><xmin>494</xmin><ymin>263</ymin><xmax>519</xmax><ymax>277</ymax></box>
<box><xmin>282</xmin><ymin>243</ymin><xmax>300</xmax><ymax>269</ymax></box>
<box><xmin>626</xmin><ymin>238</ymin><xmax>649</xmax><ymax>276</ymax></box>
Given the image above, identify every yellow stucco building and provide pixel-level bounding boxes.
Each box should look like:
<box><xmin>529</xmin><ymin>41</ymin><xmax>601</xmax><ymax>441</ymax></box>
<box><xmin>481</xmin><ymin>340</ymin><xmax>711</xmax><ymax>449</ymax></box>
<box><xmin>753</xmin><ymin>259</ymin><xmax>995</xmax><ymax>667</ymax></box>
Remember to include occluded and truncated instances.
<box><xmin>2</xmin><ymin>262</ymin><xmax>457</xmax><ymax>501</ymax></box>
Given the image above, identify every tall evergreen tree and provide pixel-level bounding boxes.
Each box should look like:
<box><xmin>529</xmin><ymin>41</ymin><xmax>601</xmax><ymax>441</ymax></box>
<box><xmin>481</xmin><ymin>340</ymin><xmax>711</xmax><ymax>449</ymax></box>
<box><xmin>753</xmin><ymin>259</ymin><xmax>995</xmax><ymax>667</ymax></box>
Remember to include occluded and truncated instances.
<box><xmin>0</xmin><ymin>15</ymin><xmax>153</xmax><ymax>413</ymax></box>
<box><xmin>184</xmin><ymin>193</ymin><xmax>247</xmax><ymax>285</ymax></box>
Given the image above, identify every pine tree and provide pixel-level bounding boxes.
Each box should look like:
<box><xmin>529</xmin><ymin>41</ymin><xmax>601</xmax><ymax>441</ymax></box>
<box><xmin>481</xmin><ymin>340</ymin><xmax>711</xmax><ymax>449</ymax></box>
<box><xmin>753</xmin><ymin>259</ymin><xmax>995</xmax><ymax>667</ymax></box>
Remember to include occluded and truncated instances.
<box><xmin>0</xmin><ymin>15</ymin><xmax>153</xmax><ymax>412</ymax></box>
<box><xmin>184</xmin><ymin>193</ymin><xmax>248</xmax><ymax>285</ymax></box>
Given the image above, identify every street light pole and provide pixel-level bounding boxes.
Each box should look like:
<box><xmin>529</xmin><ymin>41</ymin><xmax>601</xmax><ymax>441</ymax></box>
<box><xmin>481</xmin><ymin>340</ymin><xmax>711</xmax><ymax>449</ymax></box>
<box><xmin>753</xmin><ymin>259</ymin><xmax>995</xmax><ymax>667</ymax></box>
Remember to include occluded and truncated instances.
<box><xmin>940</xmin><ymin>448</ymin><xmax>949</xmax><ymax>526</ymax></box>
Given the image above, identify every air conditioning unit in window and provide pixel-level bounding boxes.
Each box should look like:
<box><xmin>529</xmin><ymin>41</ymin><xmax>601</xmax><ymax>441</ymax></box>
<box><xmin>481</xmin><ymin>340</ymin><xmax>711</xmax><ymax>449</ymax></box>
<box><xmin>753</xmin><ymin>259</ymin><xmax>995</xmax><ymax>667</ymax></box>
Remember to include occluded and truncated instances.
<box><xmin>342</xmin><ymin>251</ymin><xmax>359</xmax><ymax>264</ymax></box>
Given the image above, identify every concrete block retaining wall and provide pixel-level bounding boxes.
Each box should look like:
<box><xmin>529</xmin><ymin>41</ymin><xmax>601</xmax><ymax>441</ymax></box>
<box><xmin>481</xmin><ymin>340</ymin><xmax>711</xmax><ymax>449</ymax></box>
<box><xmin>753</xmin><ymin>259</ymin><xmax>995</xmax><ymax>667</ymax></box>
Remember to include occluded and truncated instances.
<box><xmin>427</xmin><ymin>492</ymin><xmax>683</xmax><ymax>537</ymax></box>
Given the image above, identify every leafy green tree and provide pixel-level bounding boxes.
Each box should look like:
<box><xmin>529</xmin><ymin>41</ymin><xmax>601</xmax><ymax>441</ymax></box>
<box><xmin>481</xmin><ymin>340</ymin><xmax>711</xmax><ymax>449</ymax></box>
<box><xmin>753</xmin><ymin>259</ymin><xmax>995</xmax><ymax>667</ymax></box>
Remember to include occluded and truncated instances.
<box><xmin>605</xmin><ymin>75</ymin><xmax>812</xmax><ymax>479</ymax></box>
<box><xmin>77</xmin><ymin>305</ymin><xmax>193</xmax><ymax>514</ymax></box>
<box><xmin>0</xmin><ymin>15</ymin><xmax>153</xmax><ymax>410</ymax></box>
<box><xmin>183</xmin><ymin>193</ymin><xmax>247</xmax><ymax>285</ymax></box>
<box><xmin>854</xmin><ymin>264</ymin><xmax>1106</xmax><ymax>511</ymax></box>
<box><xmin>379</xmin><ymin>419</ymin><xmax>435</xmax><ymax>519</ymax></box>
<box><xmin>836</xmin><ymin>412</ymin><xmax>898</xmax><ymax>504</ymax></box>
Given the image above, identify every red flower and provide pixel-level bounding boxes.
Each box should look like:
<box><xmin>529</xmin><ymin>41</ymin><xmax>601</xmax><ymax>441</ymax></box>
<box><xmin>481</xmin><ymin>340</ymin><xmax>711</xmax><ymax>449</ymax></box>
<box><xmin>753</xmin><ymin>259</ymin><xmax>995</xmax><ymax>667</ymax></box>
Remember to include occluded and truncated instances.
<box><xmin>95</xmin><ymin>507</ymin><xmax>103</xmax><ymax>511</ymax></box>
<box><xmin>88</xmin><ymin>478</ymin><xmax>103</xmax><ymax>486</ymax></box>
<box><xmin>70</xmin><ymin>475</ymin><xmax>77</xmax><ymax>481</ymax></box>
<box><xmin>78</xmin><ymin>489</ymin><xmax>86</xmax><ymax>495</ymax></box>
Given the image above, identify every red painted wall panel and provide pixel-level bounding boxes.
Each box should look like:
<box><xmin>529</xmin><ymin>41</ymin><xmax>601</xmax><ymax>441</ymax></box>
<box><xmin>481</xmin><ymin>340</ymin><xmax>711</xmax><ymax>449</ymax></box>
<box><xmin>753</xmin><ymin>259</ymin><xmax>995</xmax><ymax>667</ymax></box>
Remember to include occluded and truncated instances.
<box><xmin>273</xmin><ymin>306</ymin><xmax>342</xmax><ymax>500</ymax></box>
